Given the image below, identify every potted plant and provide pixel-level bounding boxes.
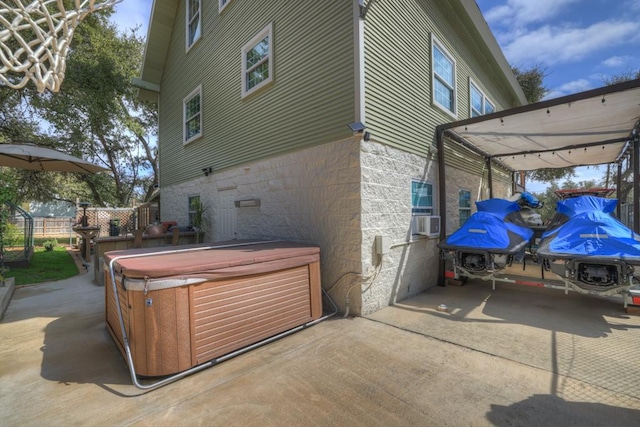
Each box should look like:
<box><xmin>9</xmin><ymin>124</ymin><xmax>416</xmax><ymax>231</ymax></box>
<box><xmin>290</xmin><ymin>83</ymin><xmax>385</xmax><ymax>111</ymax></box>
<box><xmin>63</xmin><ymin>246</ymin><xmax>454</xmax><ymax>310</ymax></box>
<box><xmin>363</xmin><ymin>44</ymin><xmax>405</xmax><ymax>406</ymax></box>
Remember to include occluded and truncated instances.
<box><xmin>191</xmin><ymin>198</ymin><xmax>209</xmax><ymax>244</ymax></box>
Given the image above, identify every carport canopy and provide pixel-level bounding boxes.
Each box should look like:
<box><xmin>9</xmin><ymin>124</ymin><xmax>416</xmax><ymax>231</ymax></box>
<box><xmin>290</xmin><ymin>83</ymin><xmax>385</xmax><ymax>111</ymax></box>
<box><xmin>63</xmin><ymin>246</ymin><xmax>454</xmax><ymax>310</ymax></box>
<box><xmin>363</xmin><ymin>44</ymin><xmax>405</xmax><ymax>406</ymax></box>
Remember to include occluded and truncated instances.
<box><xmin>438</xmin><ymin>78</ymin><xmax>640</xmax><ymax>171</ymax></box>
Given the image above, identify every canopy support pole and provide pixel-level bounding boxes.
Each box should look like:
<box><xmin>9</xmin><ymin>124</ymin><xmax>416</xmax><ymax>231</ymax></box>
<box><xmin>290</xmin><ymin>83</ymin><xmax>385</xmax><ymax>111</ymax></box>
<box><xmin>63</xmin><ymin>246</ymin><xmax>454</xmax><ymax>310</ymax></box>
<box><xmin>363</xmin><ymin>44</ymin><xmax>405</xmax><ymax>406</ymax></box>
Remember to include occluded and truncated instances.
<box><xmin>616</xmin><ymin>162</ymin><xmax>622</xmax><ymax>219</ymax></box>
<box><xmin>437</xmin><ymin>128</ymin><xmax>447</xmax><ymax>287</ymax></box>
<box><xmin>634</xmin><ymin>137</ymin><xmax>639</xmax><ymax>233</ymax></box>
<box><xmin>486</xmin><ymin>157</ymin><xmax>493</xmax><ymax>199</ymax></box>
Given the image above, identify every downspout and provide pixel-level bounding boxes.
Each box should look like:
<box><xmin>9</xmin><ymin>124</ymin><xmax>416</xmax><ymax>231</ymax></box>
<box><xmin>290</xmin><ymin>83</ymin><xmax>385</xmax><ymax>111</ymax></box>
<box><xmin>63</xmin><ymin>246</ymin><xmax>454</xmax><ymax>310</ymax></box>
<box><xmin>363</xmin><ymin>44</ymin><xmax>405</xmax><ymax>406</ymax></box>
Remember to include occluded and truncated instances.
<box><xmin>634</xmin><ymin>136</ymin><xmax>639</xmax><ymax>233</ymax></box>
<box><xmin>354</xmin><ymin>0</ymin><xmax>366</xmax><ymax>125</ymax></box>
<box><xmin>436</xmin><ymin>127</ymin><xmax>447</xmax><ymax>286</ymax></box>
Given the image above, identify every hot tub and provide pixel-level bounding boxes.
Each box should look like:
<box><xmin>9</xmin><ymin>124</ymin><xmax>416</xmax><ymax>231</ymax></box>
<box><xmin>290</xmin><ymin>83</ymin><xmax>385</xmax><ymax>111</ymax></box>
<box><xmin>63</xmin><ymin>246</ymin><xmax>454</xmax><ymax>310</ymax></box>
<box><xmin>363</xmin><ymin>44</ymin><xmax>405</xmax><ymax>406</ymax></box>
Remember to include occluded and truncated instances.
<box><xmin>104</xmin><ymin>241</ymin><xmax>323</xmax><ymax>382</ymax></box>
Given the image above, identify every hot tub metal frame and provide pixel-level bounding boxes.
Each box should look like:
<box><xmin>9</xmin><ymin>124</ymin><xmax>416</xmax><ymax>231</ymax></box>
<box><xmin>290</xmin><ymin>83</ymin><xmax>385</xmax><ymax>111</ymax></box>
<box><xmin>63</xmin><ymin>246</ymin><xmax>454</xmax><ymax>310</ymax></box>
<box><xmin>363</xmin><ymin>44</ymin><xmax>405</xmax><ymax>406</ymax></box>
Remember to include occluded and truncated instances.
<box><xmin>107</xmin><ymin>241</ymin><xmax>337</xmax><ymax>392</ymax></box>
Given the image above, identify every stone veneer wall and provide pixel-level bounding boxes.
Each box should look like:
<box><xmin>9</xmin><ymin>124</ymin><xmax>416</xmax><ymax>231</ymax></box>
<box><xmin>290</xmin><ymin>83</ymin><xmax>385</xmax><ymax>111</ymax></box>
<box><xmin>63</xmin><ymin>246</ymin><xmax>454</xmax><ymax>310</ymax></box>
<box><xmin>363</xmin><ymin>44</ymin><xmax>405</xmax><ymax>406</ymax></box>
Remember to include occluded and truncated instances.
<box><xmin>442</xmin><ymin>165</ymin><xmax>511</xmax><ymax>235</ymax></box>
<box><xmin>159</xmin><ymin>137</ymin><xmax>508</xmax><ymax>316</ymax></box>
<box><xmin>160</xmin><ymin>137</ymin><xmax>364</xmax><ymax>314</ymax></box>
<box><xmin>359</xmin><ymin>140</ymin><xmax>440</xmax><ymax>315</ymax></box>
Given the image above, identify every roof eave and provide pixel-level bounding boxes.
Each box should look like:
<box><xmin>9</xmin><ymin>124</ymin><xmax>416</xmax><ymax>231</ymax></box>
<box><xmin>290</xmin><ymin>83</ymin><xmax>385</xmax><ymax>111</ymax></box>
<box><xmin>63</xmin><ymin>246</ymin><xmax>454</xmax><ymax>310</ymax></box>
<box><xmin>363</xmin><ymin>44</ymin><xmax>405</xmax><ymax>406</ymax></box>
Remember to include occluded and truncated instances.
<box><xmin>459</xmin><ymin>0</ymin><xmax>527</xmax><ymax>106</ymax></box>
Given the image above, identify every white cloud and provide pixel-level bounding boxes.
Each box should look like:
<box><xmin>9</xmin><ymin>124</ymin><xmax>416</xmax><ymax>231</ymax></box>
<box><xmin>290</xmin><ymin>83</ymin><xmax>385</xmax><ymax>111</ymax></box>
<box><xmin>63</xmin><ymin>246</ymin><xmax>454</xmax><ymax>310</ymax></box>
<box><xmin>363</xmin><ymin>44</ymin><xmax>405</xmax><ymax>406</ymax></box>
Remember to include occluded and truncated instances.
<box><xmin>503</xmin><ymin>20</ymin><xmax>640</xmax><ymax>66</ymax></box>
<box><xmin>544</xmin><ymin>78</ymin><xmax>592</xmax><ymax>100</ymax></box>
<box><xmin>602</xmin><ymin>55</ymin><xmax>633</xmax><ymax>68</ymax></box>
<box><xmin>485</xmin><ymin>0</ymin><xmax>580</xmax><ymax>27</ymax></box>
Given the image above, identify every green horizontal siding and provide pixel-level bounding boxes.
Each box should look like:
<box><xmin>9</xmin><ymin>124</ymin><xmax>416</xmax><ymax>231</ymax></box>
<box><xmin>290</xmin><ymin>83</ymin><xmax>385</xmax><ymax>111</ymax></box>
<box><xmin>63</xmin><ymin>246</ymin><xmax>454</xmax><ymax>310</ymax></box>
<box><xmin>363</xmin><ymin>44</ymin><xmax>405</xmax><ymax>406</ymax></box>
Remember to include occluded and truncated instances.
<box><xmin>364</xmin><ymin>0</ymin><xmax>520</xmax><ymax>156</ymax></box>
<box><xmin>159</xmin><ymin>0</ymin><xmax>355</xmax><ymax>186</ymax></box>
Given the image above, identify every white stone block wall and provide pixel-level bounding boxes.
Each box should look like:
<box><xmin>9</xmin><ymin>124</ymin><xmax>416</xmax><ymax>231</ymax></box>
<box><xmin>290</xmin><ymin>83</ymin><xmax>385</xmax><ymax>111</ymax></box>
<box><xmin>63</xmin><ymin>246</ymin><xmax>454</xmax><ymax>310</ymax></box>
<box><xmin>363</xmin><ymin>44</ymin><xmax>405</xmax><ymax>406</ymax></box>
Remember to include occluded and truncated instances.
<box><xmin>159</xmin><ymin>137</ymin><xmax>513</xmax><ymax>316</ymax></box>
<box><xmin>442</xmin><ymin>167</ymin><xmax>511</xmax><ymax>235</ymax></box>
<box><xmin>160</xmin><ymin>137</ymin><xmax>365</xmax><ymax>314</ymax></box>
<box><xmin>359</xmin><ymin>140</ymin><xmax>441</xmax><ymax>315</ymax></box>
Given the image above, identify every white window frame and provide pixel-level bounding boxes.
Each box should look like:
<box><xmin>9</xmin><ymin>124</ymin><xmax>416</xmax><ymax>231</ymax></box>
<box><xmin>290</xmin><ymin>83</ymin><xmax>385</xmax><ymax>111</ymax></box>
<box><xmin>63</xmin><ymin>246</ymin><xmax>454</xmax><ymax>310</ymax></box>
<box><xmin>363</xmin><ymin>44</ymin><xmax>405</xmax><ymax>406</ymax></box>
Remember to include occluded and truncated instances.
<box><xmin>219</xmin><ymin>0</ymin><xmax>233</xmax><ymax>13</ymax></box>
<box><xmin>183</xmin><ymin>85</ymin><xmax>202</xmax><ymax>145</ymax></box>
<box><xmin>469</xmin><ymin>78</ymin><xmax>495</xmax><ymax>118</ymax></box>
<box><xmin>411</xmin><ymin>180</ymin><xmax>433</xmax><ymax>216</ymax></box>
<box><xmin>431</xmin><ymin>35</ymin><xmax>457</xmax><ymax>118</ymax></box>
<box><xmin>459</xmin><ymin>189</ymin><xmax>471</xmax><ymax>228</ymax></box>
<box><xmin>241</xmin><ymin>23</ymin><xmax>273</xmax><ymax>98</ymax></box>
<box><xmin>186</xmin><ymin>0</ymin><xmax>202</xmax><ymax>51</ymax></box>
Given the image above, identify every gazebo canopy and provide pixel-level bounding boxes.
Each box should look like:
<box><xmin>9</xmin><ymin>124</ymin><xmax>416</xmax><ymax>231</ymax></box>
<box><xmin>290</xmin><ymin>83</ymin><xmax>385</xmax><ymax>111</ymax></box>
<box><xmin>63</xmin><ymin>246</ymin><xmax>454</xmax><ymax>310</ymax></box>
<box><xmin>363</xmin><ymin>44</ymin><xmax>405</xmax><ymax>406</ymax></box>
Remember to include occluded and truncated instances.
<box><xmin>439</xmin><ymin>79</ymin><xmax>640</xmax><ymax>171</ymax></box>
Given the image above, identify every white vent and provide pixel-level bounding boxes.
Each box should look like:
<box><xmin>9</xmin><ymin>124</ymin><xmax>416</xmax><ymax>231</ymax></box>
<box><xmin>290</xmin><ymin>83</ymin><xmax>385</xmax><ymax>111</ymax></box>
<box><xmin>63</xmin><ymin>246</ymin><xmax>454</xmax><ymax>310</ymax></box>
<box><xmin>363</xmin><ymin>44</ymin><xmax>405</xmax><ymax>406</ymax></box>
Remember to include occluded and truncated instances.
<box><xmin>415</xmin><ymin>215</ymin><xmax>440</xmax><ymax>237</ymax></box>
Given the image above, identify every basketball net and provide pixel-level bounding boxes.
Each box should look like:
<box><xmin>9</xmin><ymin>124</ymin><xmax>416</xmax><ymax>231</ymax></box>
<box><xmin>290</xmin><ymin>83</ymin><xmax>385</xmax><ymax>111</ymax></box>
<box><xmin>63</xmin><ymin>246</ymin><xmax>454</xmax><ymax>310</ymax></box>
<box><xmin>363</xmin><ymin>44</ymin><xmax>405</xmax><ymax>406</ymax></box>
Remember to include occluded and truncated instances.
<box><xmin>0</xmin><ymin>0</ymin><xmax>121</xmax><ymax>93</ymax></box>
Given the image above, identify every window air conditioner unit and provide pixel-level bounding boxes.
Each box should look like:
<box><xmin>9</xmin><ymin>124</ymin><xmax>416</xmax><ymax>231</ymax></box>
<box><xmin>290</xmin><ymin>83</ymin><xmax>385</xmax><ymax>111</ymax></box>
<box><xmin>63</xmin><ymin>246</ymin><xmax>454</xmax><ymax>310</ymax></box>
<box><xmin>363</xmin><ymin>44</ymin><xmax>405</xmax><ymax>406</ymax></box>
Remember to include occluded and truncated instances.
<box><xmin>415</xmin><ymin>215</ymin><xmax>440</xmax><ymax>237</ymax></box>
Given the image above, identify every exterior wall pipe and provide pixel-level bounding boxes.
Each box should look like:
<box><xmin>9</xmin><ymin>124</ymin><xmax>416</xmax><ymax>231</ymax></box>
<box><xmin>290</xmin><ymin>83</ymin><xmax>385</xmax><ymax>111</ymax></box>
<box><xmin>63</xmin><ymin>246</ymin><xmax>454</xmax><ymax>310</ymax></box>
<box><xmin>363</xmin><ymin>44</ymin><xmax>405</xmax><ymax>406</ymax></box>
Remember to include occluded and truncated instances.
<box><xmin>436</xmin><ymin>127</ymin><xmax>447</xmax><ymax>287</ymax></box>
<box><xmin>635</xmin><ymin>136</ymin><xmax>640</xmax><ymax>233</ymax></box>
<box><xmin>107</xmin><ymin>241</ymin><xmax>338</xmax><ymax>392</ymax></box>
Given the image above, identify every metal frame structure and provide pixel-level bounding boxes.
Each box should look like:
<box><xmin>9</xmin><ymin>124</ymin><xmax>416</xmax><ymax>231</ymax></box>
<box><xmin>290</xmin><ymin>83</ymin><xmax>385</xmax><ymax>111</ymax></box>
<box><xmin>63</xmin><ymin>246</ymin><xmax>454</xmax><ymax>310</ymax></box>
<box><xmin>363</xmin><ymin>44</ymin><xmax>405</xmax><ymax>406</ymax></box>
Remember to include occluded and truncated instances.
<box><xmin>435</xmin><ymin>79</ymin><xmax>640</xmax><ymax>308</ymax></box>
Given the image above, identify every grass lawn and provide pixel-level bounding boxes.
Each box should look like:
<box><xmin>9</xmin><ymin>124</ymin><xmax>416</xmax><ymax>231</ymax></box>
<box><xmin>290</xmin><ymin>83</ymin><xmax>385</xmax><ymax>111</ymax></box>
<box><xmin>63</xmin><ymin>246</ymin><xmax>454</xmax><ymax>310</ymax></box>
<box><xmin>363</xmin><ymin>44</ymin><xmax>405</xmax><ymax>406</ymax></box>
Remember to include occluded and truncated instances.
<box><xmin>6</xmin><ymin>245</ymin><xmax>79</xmax><ymax>286</ymax></box>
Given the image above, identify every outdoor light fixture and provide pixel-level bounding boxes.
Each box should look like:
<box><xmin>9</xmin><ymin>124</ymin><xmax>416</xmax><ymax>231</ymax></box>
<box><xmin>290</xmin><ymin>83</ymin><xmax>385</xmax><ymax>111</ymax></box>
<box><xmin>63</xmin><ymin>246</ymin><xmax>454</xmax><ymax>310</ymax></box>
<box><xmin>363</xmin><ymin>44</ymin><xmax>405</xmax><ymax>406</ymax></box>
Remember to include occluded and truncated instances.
<box><xmin>202</xmin><ymin>167</ymin><xmax>212</xmax><ymax>176</ymax></box>
<box><xmin>347</xmin><ymin>122</ymin><xmax>366</xmax><ymax>133</ymax></box>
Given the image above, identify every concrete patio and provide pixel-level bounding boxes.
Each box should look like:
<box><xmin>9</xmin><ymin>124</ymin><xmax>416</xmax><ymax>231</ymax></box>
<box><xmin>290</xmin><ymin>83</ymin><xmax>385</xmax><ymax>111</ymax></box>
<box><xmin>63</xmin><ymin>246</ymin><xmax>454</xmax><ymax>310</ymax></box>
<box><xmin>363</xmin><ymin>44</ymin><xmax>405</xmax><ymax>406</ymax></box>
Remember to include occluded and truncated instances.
<box><xmin>1</xmin><ymin>269</ymin><xmax>639</xmax><ymax>426</ymax></box>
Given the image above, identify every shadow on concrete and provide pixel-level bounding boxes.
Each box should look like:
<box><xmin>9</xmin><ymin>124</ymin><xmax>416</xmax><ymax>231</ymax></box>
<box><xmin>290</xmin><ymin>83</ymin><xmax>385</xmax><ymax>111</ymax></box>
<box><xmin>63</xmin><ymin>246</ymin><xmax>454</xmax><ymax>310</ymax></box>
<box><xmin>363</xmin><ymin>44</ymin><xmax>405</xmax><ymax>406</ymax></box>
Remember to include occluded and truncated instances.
<box><xmin>39</xmin><ymin>313</ymin><xmax>131</xmax><ymax>391</ymax></box>
<box><xmin>393</xmin><ymin>280</ymin><xmax>639</xmax><ymax>338</ymax></box>
<box><xmin>485</xmin><ymin>394</ymin><xmax>640</xmax><ymax>426</ymax></box>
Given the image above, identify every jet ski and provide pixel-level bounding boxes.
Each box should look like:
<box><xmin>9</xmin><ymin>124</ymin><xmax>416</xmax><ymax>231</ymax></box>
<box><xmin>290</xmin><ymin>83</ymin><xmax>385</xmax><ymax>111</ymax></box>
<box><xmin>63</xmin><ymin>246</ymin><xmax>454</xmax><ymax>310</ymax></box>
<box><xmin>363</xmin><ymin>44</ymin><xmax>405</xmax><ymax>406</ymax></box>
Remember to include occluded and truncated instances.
<box><xmin>439</xmin><ymin>198</ymin><xmax>534</xmax><ymax>278</ymax></box>
<box><xmin>537</xmin><ymin>195</ymin><xmax>640</xmax><ymax>295</ymax></box>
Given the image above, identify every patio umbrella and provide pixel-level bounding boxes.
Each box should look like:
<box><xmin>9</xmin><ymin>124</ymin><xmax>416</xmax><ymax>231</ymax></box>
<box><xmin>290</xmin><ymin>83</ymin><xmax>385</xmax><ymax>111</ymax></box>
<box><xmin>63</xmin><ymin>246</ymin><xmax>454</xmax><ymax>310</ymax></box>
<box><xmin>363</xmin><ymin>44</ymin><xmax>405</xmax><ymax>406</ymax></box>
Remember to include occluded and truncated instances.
<box><xmin>0</xmin><ymin>144</ymin><xmax>108</xmax><ymax>173</ymax></box>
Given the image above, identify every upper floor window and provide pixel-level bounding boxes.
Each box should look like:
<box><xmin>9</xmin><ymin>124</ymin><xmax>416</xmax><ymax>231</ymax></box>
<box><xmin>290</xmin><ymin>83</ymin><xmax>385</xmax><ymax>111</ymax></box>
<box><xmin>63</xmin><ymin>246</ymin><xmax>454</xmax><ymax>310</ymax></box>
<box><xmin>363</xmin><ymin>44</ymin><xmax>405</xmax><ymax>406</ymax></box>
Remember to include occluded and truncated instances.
<box><xmin>241</xmin><ymin>23</ymin><xmax>273</xmax><ymax>98</ymax></box>
<box><xmin>412</xmin><ymin>180</ymin><xmax>433</xmax><ymax>215</ymax></box>
<box><xmin>186</xmin><ymin>0</ymin><xmax>201</xmax><ymax>50</ymax></box>
<box><xmin>470</xmin><ymin>80</ymin><xmax>495</xmax><ymax>117</ymax></box>
<box><xmin>459</xmin><ymin>189</ymin><xmax>471</xmax><ymax>227</ymax></box>
<box><xmin>219</xmin><ymin>0</ymin><xmax>232</xmax><ymax>13</ymax></box>
<box><xmin>184</xmin><ymin>85</ymin><xmax>202</xmax><ymax>144</ymax></box>
<box><xmin>432</xmin><ymin>36</ymin><xmax>456</xmax><ymax>116</ymax></box>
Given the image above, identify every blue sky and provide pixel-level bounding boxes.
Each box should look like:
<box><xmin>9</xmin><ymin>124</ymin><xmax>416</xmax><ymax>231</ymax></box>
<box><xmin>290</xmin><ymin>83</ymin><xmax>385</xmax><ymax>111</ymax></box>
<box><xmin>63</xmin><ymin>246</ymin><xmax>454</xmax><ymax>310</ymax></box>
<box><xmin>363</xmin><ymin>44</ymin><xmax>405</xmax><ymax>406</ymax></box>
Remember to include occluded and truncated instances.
<box><xmin>476</xmin><ymin>0</ymin><xmax>640</xmax><ymax>99</ymax></box>
<box><xmin>111</xmin><ymin>1</ymin><xmax>638</xmax><ymax>192</ymax></box>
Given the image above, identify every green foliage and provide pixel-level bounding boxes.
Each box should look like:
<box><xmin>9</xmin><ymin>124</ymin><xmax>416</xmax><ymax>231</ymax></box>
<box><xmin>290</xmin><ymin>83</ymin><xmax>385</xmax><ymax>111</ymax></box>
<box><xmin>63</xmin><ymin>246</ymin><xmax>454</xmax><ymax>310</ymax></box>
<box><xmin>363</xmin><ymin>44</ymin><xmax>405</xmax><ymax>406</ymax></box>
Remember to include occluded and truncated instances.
<box><xmin>6</xmin><ymin>245</ymin><xmax>79</xmax><ymax>286</ymax></box>
<box><xmin>43</xmin><ymin>239</ymin><xmax>58</xmax><ymax>251</ymax></box>
<box><xmin>512</xmin><ymin>64</ymin><xmax>550</xmax><ymax>104</ymax></box>
<box><xmin>603</xmin><ymin>69</ymin><xmax>640</xmax><ymax>86</ymax></box>
<box><xmin>1</xmin><ymin>13</ymin><xmax>158</xmax><ymax>208</ymax></box>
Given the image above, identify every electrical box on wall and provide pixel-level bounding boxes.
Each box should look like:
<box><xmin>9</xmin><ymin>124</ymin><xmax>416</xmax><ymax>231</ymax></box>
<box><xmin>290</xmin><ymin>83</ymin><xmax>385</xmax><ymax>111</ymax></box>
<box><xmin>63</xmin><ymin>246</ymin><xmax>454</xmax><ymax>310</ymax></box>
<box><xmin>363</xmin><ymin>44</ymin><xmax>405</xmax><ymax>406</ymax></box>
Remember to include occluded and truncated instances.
<box><xmin>375</xmin><ymin>235</ymin><xmax>391</xmax><ymax>255</ymax></box>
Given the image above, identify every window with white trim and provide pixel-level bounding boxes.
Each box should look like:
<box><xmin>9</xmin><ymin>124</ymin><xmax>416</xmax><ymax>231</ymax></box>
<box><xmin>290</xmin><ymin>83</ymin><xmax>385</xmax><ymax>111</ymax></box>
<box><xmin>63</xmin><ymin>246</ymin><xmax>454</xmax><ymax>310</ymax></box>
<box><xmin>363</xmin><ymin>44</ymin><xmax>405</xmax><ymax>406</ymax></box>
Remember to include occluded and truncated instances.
<box><xmin>183</xmin><ymin>85</ymin><xmax>202</xmax><ymax>144</ymax></box>
<box><xmin>241</xmin><ymin>23</ymin><xmax>273</xmax><ymax>97</ymax></box>
<box><xmin>186</xmin><ymin>0</ymin><xmax>201</xmax><ymax>50</ymax></box>
<box><xmin>412</xmin><ymin>180</ymin><xmax>433</xmax><ymax>215</ymax></box>
<box><xmin>219</xmin><ymin>0</ymin><xmax>232</xmax><ymax>13</ymax></box>
<box><xmin>431</xmin><ymin>36</ymin><xmax>456</xmax><ymax>116</ymax></box>
<box><xmin>470</xmin><ymin>80</ymin><xmax>495</xmax><ymax>117</ymax></box>
<box><xmin>459</xmin><ymin>189</ymin><xmax>471</xmax><ymax>227</ymax></box>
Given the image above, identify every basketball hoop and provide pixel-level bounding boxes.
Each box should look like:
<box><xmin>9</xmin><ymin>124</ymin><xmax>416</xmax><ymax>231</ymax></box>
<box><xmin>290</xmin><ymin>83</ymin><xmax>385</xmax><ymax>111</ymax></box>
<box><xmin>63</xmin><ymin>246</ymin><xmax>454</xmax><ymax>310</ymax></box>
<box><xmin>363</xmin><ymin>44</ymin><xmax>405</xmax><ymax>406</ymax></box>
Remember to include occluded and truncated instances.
<box><xmin>0</xmin><ymin>0</ymin><xmax>121</xmax><ymax>93</ymax></box>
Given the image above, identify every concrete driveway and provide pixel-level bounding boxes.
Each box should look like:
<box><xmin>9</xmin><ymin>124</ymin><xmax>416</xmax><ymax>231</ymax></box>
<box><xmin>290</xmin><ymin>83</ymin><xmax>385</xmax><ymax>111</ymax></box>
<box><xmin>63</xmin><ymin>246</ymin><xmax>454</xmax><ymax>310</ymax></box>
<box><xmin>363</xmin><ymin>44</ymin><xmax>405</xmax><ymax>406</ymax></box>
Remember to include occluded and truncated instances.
<box><xmin>1</xmin><ymin>271</ymin><xmax>639</xmax><ymax>426</ymax></box>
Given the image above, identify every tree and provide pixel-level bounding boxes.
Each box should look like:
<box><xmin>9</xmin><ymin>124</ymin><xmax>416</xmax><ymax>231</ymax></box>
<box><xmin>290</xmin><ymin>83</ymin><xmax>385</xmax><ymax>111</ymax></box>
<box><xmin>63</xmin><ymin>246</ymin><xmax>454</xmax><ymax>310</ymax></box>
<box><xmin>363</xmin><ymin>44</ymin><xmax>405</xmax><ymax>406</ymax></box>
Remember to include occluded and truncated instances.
<box><xmin>511</xmin><ymin>64</ymin><xmax>576</xmax><ymax>186</ymax></box>
<box><xmin>0</xmin><ymin>12</ymin><xmax>158</xmax><ymax>208</ymax></box>
<box><xmin>512</xmin><ymin>64</ymin><xmax>549</xmax><ymax>104</ymax></box>
<box><xmin>32</xmin><ymin>14</ymin><xmax>158</xmax><ymax>207</ymax></box>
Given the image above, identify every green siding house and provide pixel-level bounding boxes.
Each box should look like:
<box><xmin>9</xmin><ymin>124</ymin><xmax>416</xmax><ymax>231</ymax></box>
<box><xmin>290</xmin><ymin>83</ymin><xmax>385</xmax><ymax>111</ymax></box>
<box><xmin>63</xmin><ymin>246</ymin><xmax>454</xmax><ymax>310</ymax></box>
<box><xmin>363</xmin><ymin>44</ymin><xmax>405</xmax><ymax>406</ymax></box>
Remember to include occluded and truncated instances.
<box><xmin>137</xmin><ymin>0</ymin><xmax>526</xmax><ymax>315</ymax></box>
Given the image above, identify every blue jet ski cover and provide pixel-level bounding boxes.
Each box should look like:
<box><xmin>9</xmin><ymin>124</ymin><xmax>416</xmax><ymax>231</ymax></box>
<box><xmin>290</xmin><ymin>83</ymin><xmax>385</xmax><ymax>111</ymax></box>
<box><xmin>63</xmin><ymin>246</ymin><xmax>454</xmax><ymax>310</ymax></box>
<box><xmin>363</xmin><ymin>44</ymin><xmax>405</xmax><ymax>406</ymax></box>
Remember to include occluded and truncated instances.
<box><xmin>438</xmin><ymin>198</ymin><xmax>534</xmax><ymax>253</ymax></box>
<box><xmin>537</xmin><ymin>196</ymin><xmax>640</xmax><ymax>259</ymax></box>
